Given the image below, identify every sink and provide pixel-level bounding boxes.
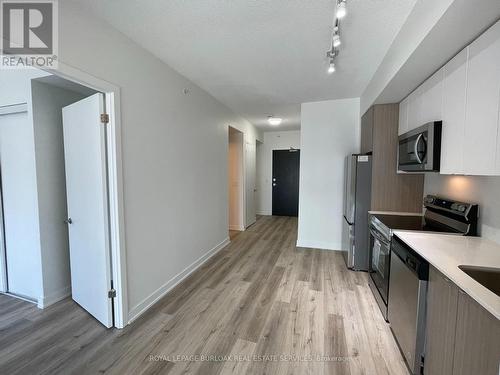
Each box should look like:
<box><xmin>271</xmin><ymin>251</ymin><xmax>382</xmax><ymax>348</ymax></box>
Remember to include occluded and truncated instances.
<box><xmin>458</xmin><ymin>265</ymin><xmax>500</xmax><ymax>297</ymax></box>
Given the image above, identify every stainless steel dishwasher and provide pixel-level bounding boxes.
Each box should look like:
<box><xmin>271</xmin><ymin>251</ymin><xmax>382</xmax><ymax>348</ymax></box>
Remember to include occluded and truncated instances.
<box><xmin>388</xmin><ymin>235</ymin><xmax>429</xmax><ymax>375</ymax></box>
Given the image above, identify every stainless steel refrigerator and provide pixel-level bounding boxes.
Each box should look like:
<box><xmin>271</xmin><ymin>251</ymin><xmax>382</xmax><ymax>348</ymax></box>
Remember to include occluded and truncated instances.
<box><xmin>342</xmin><ymin>154</ymin><xmax>372</xmax><ymax>270</ymax></box>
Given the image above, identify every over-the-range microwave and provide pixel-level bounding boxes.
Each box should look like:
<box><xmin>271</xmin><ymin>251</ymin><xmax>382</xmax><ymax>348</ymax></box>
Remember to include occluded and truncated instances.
<box><xmin>398</xmin><ymin>121</ymin><xmax>442</xmax><ymax>172</ymax></box>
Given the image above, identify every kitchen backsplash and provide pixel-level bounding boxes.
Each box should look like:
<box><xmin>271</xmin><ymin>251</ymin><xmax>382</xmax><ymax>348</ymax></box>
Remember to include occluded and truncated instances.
<box><xmin>424</xmin><ymin>174</ymin><xmax>500</xmax><ymax>245</ymax></box>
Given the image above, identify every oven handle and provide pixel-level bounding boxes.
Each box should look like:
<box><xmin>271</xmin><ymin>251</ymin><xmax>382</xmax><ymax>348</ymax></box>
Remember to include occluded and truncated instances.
<box><xmin>370</xmin><ymin>228</ymin><xmax>391</xmax><ymax>247</ymax></box>
<box><xmin>414</xmin><ymin>133</ymin><xmax>424</xmax><ymax>164</ymax></box>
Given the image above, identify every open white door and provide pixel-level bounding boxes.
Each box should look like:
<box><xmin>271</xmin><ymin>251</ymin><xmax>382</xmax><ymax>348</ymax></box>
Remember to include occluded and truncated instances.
<box><xmin>245</xmin><ymin>141</ymin><xmax>256</xmax><ymax>227</ymax></box>
<box><xmin>62</xmin><ymin>93</ymin><xmax>113</xmax><ymax>328</ymax></box>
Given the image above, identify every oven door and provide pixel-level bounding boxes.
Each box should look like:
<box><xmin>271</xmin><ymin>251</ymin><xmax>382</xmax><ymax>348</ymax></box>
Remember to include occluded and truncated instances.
<box><xmin>398</xmin><ymin>131</ymin><xmax>427</xmax><ymax>170</ymax></box>
<box><xmin>369</xmin><ymin>227</ymin><xmax>391</xmax><ymax>305</ymax></box>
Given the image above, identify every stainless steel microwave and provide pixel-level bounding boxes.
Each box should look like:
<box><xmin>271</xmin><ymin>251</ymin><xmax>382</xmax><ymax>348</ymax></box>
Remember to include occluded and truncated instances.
<box><xmin>398</xmin><ymin>121</ymin><xmax>442</xmax><ymax>172</ymax></box>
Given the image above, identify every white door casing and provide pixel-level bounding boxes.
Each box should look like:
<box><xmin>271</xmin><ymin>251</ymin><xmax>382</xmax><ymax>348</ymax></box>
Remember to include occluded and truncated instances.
<box><xmin>62</xmin><ymin>93</ymin><xmax>113</xmax><ymax>328</ymax></box>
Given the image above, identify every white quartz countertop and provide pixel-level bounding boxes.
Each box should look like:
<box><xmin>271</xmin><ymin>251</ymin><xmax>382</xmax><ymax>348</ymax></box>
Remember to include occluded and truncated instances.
<box><xmin>393</xmin><ymin>231</ymin><xmax>500</xmax><ymax>320</ymax></box>
<box><xmin>368</xmin><ymin>211</ymin><xmax>423</xmax><ymax>216</ymax></box>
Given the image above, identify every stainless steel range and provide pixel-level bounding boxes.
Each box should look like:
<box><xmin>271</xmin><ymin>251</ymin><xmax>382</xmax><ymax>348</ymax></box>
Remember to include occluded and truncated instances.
<box><xmin>368</xmin><ymin>195</ymin><xmax>478</xmax><ymax>375</ymax></box>
<box><xmin>368</xmin><ymin>195</ymin><xmax>478</xmax><ymax>322</ymax></box>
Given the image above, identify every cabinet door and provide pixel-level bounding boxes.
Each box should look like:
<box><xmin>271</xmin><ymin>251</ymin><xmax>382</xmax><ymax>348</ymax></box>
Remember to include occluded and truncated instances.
<box><xmin>398</xmin><ymin>97</ymin><xmax>409</xmax><ymax>136</ymax></box>
<box><xmin>425</xmin><ymin>267</ymin><xmax>459</xmax><ymax>375</ymax></box>
<box><xmin>361</xmin><ymin>107</ymin><xmax>374</xmax><ymax>153</ymax></box>
<box><xmin>440</xmin><ymin>48</ymin><xmax>468</xmax><ymax>175</ymax></box>
<box><xmin>453</xmin><ymin>290</ymin><xmax>500</xmax><ymax>375</ymax></box>
<box><xmin>464</xmin><ymin>21</ymin><xmax>500</xmax><ymax>175</ymax></box>
<box><xmin>421</xmin><ymin>68</ymin><xmax>444</xmax><ymax>124</ymax></box>
<box><xmin>497</xmin><ymin>93</ymin><xmax>500</xmax><ymax>174</ymax></box>
<box><xmin>408</xmin><ymin>86</ymin><xmax>423</xmax><ymax>131</ymax></box>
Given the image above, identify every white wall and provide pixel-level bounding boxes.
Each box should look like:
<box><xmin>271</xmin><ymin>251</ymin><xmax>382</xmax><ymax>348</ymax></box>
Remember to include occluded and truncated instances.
<box><xmin>57</xmin><ymin>1</ymin><xmax>262</xmax><ymax>321</ymax></box>
<box><xmin>298</xmin><ymin>98</ymin><xmax>360</xmax><ymax>250</ymax></box>
<box><xmin>228</xmin><ymin>128</ymin><xmax>244</xmax><ymax>230</ymax></box>
<box><xmin>424</xmin><ymin>174</ymin><xmax>500</xmax><ymax>244</ymax></box>
<box><xmin>256</xmin><ymin>131</ymin><xmax>301</xmax><ymax>215</ymax></box>
<box><xmin>31</xmin><ymin>80</ymin><xmax>88</xmax><ymax>307</ymax></box>
<box><xmin>361</xmin><ymin>0</ymin><xmax>454</xmax><ymax>113</ymax></box>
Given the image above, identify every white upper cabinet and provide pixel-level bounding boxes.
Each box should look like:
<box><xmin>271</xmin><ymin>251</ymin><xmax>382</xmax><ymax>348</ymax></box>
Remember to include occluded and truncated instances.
<box><xmin>440</xmin><ymin>48</ymin><xmax>468</xmax><ymax>175</ymax></box>
<box><xmin>398</xmin><ymin>20</ymin><xmax>500</xmax><ymax>176</ymax></box>
<box><xmin>398</xmin><ymin>96</ymin><xmax>409</xmax><ymax>135</ymax></box>
<box><xmin>408</xmin><ymin>85</ymin><xmax>423</xmax><ymax>131</ymax></box>
<box><xmin>463</xmin><ymin>21</ymin><xmax>500</xmax><ymax>176</ymax></box>
<box><xmin>421</xmin><ymin>68</ymin><xmax>444</xmax><ymax>124</ymax></box>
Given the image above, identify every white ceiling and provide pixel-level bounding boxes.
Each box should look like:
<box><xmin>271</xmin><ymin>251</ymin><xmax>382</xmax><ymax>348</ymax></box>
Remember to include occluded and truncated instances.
<box><xmin>77</xmin><ymin>0</ymin><xmax>417</xmax><ymax>130</ymax></box>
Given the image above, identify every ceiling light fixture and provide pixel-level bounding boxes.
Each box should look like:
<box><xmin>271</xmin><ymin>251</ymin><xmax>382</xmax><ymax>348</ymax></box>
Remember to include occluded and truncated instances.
<box><xmin>332</xmin><ymin>28</ymin><xmax>341</xmax><ymax>48</ymax></box>
<box><xmin>325</xmin><ymin>2</ymin><xmax>346</xmax><ymax>75</ymax></box>
<box><xmin>327</xmin><ymin>59</ymin><xmax>336</xmax><ymax>74</ymax></box>
<box><xmin>336</xmin><ymin>0</ymin><xmax>347</xmax><ymax>19</ymax></box>
<box><xmin>268</xmin><ymin>116</ymin><xmax>282</xmax><ymax>126</ymax></box>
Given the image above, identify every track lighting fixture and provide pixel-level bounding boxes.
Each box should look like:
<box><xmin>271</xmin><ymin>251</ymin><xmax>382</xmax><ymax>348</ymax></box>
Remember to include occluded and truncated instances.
<box><xmin>325</xmin><ymin>1</ymin><xmax>347</xmax><ymax>75</ymax></box>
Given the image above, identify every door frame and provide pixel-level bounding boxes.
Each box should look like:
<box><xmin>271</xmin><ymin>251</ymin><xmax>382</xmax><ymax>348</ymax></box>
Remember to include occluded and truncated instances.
<box><xmin>243</xmin><ymin>137</ymin><xmax>257</xmax><ymax>228</ymax></box>
<box><xmin>42</xmin><ymin>62</ymin><xmax>128</xmax><ymax>328</ymax></box>
<box><xmin>271</xmin><ymin>148</ymin><xmax>301</xmax><ymax>217</ymax></box>
<box><xmin>228</xmin><ymin>126</ymin><xmax>245</xmax><ymax>231</ymax></box>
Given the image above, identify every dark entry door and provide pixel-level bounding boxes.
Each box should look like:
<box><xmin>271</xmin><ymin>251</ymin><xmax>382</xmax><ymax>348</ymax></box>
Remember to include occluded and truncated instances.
<box><xmin>272</xmin><ymin>149</ymin><xmax>300</xmax><ymax>216</ymax></box>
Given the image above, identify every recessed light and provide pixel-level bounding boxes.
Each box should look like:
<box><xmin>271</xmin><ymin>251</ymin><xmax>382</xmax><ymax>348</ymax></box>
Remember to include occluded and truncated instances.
<box><xmin>268</xmin><ymin>116</ymin><xmax>282</xmax><ymax>126</ymax></box>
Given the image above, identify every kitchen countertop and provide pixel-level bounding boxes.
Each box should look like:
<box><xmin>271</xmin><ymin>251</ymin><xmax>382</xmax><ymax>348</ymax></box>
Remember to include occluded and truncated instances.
<box><xmin>393</xmin><ymin>231</ymin><xmax>500</xmax><ymax>320</ymax></box>
<box><xmin>368</xmin><ymin>210</ymin><xmax>423</xmax><ymax>216</ymax></box>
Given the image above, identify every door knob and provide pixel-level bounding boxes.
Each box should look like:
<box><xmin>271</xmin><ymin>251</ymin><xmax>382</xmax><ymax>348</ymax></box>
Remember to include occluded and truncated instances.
<box><xmin>64</xmin><ymin>217</ymin><xmax>73</xmax><ymax>224</ymax></box>
<box><xmin>273</xmin><ymin>183</ymin><xmax>276</xmax><ymax>187</ymax></box>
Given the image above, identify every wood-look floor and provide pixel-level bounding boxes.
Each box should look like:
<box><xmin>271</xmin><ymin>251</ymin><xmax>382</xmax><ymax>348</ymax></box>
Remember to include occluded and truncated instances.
<box><xmin>0</xmin><ymin>216</ymin><xmax>409</xmax><ymax>375</ymax></box>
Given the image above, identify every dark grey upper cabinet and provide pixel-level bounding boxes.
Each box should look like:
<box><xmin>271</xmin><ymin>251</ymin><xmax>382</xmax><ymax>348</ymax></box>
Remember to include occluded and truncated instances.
<box><xmin>360</xmin><ymin>104</ymin><xmax>424</xmax><ymax>213</ymax></box>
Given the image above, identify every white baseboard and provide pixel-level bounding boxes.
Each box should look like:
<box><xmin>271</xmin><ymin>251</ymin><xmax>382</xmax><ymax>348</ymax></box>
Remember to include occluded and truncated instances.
<box><xmin>38</xmin><ymin>286</ymin><xmax>71</xmax><ymax>309</ymax></box>
<box><xmin>127</xmin><ymin>237</ymin><xmax>230</xmax><ymax>324</ymax></box>
<box><xmin>296</xmin><ymin>239</ymin><xmax>342</xmax><ymax>251</ymax></box>
<box><xmin>256</xmin><ymin>211</ymin><xmax>271</xmax><ymax>216</ymax></box>
<box><xmin>229</xmin><ymin>225</ymin><xmax>245</xmax><ymax>231</ymax></box>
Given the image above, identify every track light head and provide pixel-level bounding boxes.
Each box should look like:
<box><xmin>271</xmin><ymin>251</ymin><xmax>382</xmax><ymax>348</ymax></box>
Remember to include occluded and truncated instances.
<box><xmin>336</xmin><ymin>1</ymin><xmax>347</xmax><ymax>19</ymax></box>
<box><xmin>327</xmin><ymin>60</ymin><xmax>336</xmax><ymax>74</ymax></box>
<box><xmin>333</xmin><ymin>34</ymin><xmax>341</xmax><ymax>48</ymax></box>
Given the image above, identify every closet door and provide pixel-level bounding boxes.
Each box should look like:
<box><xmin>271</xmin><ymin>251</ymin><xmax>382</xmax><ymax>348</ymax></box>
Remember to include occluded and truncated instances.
<box><xmin>0</xmin><ymin>111</ymin><xmax>41</xmax><ymax>300</ymax></box>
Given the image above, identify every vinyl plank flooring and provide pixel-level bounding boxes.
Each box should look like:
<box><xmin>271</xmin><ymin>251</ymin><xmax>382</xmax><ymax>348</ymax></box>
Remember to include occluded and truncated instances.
<box><xmin>0</xmin><ymin>216</ymin><xmax>409</xmax><ymax>375</ymax></box>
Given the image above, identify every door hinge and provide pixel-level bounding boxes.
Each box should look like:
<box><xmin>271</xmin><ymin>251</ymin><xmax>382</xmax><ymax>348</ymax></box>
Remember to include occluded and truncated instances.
<box><xmin>100</xmin><ymin>113</ymin><xmax>109</xmax><ymax>124</ymax></box>
<box><xmin>108</xmin><ymin>288</ymin><xmax>116</xmax><ymax>298</ymax></box>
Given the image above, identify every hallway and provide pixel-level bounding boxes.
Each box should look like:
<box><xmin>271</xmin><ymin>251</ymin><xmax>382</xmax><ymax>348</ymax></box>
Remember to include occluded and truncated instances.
<box><xmin>0</xmin><ymin>216</ymin><xmax>408</xmax><ymax>375</ymax></box>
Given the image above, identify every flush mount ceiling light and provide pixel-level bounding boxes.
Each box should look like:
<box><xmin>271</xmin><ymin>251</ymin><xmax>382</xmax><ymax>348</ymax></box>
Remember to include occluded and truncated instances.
<box><xmin>336</xmin><ymin>0</ymin><xmax>347</xmax><ymax>19</ymax></box>
<box><xmin>268</xmin><ymin>116</ymin><xmax>282</xmax><ymax>126</ymax></box>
